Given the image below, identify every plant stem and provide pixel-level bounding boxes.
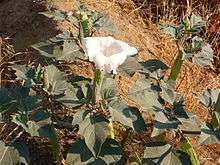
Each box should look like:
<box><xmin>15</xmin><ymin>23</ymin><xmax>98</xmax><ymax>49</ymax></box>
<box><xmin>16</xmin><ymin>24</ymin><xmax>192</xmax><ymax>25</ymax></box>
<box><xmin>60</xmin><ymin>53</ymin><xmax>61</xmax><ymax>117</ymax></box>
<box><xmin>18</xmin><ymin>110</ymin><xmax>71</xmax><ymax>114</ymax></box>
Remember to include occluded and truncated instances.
<box><xmin>92</xmin><ymin>69</ymin><xmax>105</xmax><ymax>104</ymax></box>
<box><xmin>108</xmin><ymin>119</ymin><xmax>115</xmax><ymax>139</ymax></box>
<box><xmin>50</xmin><ymin>125</ymin><xmax>64</xmax><ymax>164</ymax></box>
<box><xmin>168</xmin><ymin>50</ymin><xmax>184</xmax><ymax>81</ymax></box>
<box><xmin>80</xmin><ymin>11</ymin><xmax>90</xmax><ymax>38</ymax></box>
<box><xmin>180</xmin><ymin>135</ymin><xmax>200</xmax><ymax>165</ymax></box>
<box><xmin>215</xmin><ymin>94</ymin><xmax>220</xmax><ymax>113</ymax></box>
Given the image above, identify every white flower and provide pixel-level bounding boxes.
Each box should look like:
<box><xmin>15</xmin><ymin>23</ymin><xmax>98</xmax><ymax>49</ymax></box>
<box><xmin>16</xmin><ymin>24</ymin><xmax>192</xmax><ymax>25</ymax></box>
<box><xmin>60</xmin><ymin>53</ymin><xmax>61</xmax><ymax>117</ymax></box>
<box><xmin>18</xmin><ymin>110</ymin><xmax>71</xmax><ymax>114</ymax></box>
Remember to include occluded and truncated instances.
<box><xmin>82</xmin><ymin>36</ymin><xmax>138</xmax><ymax>74</ymax></box>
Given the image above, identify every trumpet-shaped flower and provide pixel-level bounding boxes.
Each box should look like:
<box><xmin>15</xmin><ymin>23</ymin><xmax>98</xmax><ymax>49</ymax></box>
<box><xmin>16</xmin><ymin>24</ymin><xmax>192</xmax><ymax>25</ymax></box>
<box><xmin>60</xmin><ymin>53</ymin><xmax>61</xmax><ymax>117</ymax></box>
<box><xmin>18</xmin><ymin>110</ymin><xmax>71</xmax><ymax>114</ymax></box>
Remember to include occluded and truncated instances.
<box><xmin>82</xmin><ymin>36</ymin><xmax>138</xmax><ymax>74</ymax></box>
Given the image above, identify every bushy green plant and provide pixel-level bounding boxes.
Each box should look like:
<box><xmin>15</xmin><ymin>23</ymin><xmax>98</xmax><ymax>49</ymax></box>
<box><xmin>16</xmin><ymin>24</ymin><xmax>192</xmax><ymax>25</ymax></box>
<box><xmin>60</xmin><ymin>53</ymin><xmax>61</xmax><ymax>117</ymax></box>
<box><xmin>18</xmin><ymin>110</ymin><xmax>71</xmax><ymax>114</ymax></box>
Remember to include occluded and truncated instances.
<box><xmin>0</xmin><ymin>2</ymin><xmax>219</xmax><ymax>165</ymax></box>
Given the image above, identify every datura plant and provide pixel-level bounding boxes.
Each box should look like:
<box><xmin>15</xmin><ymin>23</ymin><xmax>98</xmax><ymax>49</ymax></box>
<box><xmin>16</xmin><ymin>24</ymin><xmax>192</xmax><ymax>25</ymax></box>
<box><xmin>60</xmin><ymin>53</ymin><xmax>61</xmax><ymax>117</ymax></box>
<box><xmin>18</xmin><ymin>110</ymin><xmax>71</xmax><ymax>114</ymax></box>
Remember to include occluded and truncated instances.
<box><xmin>160</xmin><ymin>13</ymin><xmax>214</xmax><ymax>81</ymax></box>
<box><xmin>0</xmin><ymin>2</ymin><xmax>219</xmax><ymax>165</ymax></box>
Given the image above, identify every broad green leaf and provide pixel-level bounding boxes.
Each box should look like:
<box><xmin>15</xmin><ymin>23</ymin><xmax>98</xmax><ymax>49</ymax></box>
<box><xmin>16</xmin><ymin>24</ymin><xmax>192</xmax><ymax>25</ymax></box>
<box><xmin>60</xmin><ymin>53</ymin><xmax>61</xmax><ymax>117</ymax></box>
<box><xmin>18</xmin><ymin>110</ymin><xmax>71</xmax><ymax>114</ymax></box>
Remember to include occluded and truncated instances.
<box><xmin>160</xmin><ymin>23</ymin><xmax>177</xmax><ymax>38</ymax></box>
<box><xmin>191</xmin><ymin>36</ymin><xmax>214</xmax><ymax>67</ymax></box>
<box><xmin>72</xmin><ymin>111</ymin><xmax>110</xmax><ymax>157</ymax></box>
<box><xmin>0</xmin><ymin>141</ymin><xmax>21</xmax><ymax>165</ymax></box>
<box><xmin>151</xmin><ymin>110</ymin><xmax>178</xmax><ymax>137</ymax></box>
<box><xmin>177</xmin><ymin>113</ymin><xmax>201</xmax><ymax>134</ymax></box>
<box><xmin>66</xmin><ymin>139</ymin><xmax>94</xmax><ymax>165</ymax></box>
<box><xmin>189</xmin><ymin>14</ymin><xmax>206</xmax><ymax>32</ymax></box>
<box><xmin>101</xmin><ymin>77</ymin><xmax>117</xmax><ymax>101</ymax></box>
<box><xmin>199</xmin><ymin>123</ymin><xmax>220</xmax><ymax>145</ymax></box>
<box><xmin>13</xmin><ymin>142</ymin><xmax>30</xmax><ymax>165</ymax></box>
<box><xmin>0</xmin><ymin>87</ymin><xmax>41</xmax><ymax>114</ymax></box>
<box><xmin>12</xmin><ymin>115</ymin><xmax>53</xmax><ymax>138</ymax></box>
<box><xmin>66</xmin><ymin>139</ymin><xmax>122</xmax><ymax>165</ymax></box>
<box><xmin>160</xmin><ymin>80</ymin><xmax>182</xmax><ymax>104</ymax></box>
<box><xmin>143</xmin><ymin>142</ymin><xmax>191</xmax><ymax>165</ymax></box>
<box><xmin>55</xmin><ymin>39</ymin><xmax>85</xmax><ymax>62</ymax></box>
<box><xmin>92</xmin><ymin>12</ymin><xmax>118</xmax><ymax>33</ymax></box>
<box><xmin>109</xmin><ymin>99</ymin><xmax>146</xmax><ymax>131</ymax></box>
<box><xmin>199</xmin><ymin>88</ymin><xmax>220</xmax><ymax>110</ymax></box>
<box><xmin>40</xmin><ymin>10</ymin><xmax>67</xmax><ymax>20</ymax></box>
<box><xmin>32</xmin><ymin>32</ymin><xmax>85</xmax><ymax>62</ymax></box>
<box><xmin>118</xmin><ymin>57</ymin><xmax>168</xmax><ymax>79</ymax></box>
<box><xmin>70</xmin><ymin>76</ymin><xmax>92</xmax><ymax>104</ymax></box>
<box><xmin>44</xmin><ymin>68</ymin><xmax>90</xmax><ymax>108</ymax></box>
<box><xmin>180</xmin><ymin>136</ymin><xmax>199</xmax><ymax>165</ymax></box>
<box><xmin>0</xmin><ymin>88</ymin><xmax>17</xmax><ymax>113</ymax></box>
<box><xmin>13</xmin><ymin>116</ymin><xmax>60</xmax><ymax>160</ymax></box>
<box><xmin>43</xmin><ymin>65</ymin><xmax>69</xmax><ymax>95</ymax></box>
<box><xmin>118</xmin><ymin>56</ymin><xmax>142</xmax><ymax>76</ymax></box>
<box><xmin>11</xmin><ymin>64</ymin><xmax>36</xmax><ymax>87</ymax></box>
<box><xmin>139</xmin><ymin>59</ymin><xmax>169</xmax><ymax>79</ymax></box>
<box><xmin>30</xmin><ymin>110</ymin><xmax>50</xmax><ymax>122</ymax></box>
<box><xmin>98</xmin><ymin>138</ymin><xmax>122</xmax><ymax>164</ymax></box>
<box><xmin>40</xmin><ymin>9</ymin><xmax>79</xmax><ymax>26</ymax></box>
<box><xmin>19</xmin><ymin>96</ymin><xmax>42</xmax><ymax>112</ymax></box>
<box><xmin>54</xmin><ymin>86</ymin><xmax>85</xmax><ymax>108</ymax></box>
<box><xmin>128</xmin><ymin>78</ymin><xmax>163</xmax><ymax>112</ymax></box>
<box><xmin>211</xmin><ymin>111</ymin><xmax>220</xmax><ymax>130</ymax></box>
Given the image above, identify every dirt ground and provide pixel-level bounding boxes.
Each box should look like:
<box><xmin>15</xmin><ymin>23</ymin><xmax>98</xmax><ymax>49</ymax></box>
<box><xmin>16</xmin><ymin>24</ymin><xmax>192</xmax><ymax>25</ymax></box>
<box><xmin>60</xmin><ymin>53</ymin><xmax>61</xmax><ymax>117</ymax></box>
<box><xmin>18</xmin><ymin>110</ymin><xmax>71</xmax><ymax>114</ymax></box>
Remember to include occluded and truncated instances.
<box><xmin>0</xmin><ymin>0</ymin><xmax>219</xmax><ymax>164</ymax></box>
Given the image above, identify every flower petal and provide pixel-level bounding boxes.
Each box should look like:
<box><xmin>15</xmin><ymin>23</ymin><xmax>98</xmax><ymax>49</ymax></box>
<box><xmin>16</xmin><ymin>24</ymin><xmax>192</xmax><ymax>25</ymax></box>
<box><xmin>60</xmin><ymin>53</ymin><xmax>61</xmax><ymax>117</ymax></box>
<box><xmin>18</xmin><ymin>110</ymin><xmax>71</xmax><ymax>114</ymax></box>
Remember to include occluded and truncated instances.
<box><xmin>82</xmin><ymin>36</ymin><xmax>138</xmax><ymax>74</ymax></box>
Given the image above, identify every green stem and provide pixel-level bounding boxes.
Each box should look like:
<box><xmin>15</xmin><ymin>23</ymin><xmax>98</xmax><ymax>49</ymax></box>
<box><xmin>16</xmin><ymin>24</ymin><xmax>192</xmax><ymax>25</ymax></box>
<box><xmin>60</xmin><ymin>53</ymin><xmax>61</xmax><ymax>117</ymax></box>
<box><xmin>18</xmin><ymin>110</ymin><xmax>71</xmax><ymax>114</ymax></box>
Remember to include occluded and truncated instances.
<box><xmin>215</xmin><ymin>94</ymin><xmax>220</xmax><ymax>113</ymax></box>
<box><xmin>92</xmin><ymin>69</ymin><xmax>105</xmax><ymax>104</ymax></box>
<box><xmin>168</xmin><ymin>50</ymin><xmax>184</xmax><ymax>81</ymax></box>
<box><xmin>80</xmin><ymin>11</ymin><xmax>90</xmax><ymax>37</ymax></box>
<box><xmin>108</xmin><ymin>119</ymin><xmax>115</xmax><ymax>139</ymax></box>
<box><xmin>50</xmin><ymin>126</ymin><xmax>63</xmax><ymax>163</ymax></box>
<box><xmin>180</xmin><ymin>135</ymin><xmax>200</xmax><ymax>165</ymax></box>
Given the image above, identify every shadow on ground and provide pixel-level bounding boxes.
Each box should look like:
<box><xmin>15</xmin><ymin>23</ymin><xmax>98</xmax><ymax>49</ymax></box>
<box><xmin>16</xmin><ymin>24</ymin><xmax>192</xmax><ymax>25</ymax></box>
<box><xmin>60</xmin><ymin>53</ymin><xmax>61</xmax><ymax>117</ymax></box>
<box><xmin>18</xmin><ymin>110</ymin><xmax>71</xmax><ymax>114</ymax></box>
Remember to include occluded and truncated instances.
<box><xmin>0</xmin><ymin>0</ymin><xmax>59</xmax><ymax>51</ymax></box>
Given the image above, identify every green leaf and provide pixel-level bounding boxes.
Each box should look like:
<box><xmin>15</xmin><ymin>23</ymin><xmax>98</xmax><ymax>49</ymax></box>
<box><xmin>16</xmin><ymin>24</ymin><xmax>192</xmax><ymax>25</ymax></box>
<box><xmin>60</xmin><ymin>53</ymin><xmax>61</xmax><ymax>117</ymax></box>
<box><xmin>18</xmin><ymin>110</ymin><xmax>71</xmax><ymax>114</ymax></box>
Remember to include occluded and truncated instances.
<box><xmin>151</xmin><ymin>110</ymin><xmax>178</xmax><ymax>137</ymax></box>
<box><xmin>211</xmin><ymin>111</ymin><xmax>220</xmax><ymax>130</ymax></box>
<box><xmin>66</xmin><ymin>139</ymin><xmax>122</xmax><ymax>165</ymax></box>
<box><xmin>43</xmin><ymin>65</ymin><xmax>69</xmax><ymax>95</ymax></box>
<box><xmin>199</xmin><ymin>123</ymin><xmax>220</xmax><ymax>145</ymax></box>
<box><xmin>118</xmin><ymin>56</ymin><xmax>142</xmax><ymax>76</ymax></box>
<box><xmin>160</xmin><ymin>23</ymin><xmax>177</xmax><ymax>38</ymax></box>
<box><xmin>70</xmin><ymin>76</ymin><xmax>92</xmax><ymax>104</ymax></box>
<box><xmin>54</xmin><ymin>86</ymin><xmax>85</xmax><ymax>108</ymax></box>
<box><xmin>13</xmin><ymin>142</ymin><xmax>31</xmax><ymax>165</ymax></box>
<box><xmin>0</xmin><ymin>87</ymin><xmax>41</xmax><ymax>114</ymax></box>
<box><xmin>160</xmin><ymin>80</ymin><xmax>182</xmax><ymax>104</ymax></box>
<box><xmin>189</xmin><ymin>14</ymin><xmax>206</xmax><ymax>32</ymax></box>
<box><xmin>92</xmin><ymin>12</ymin><xmax>118</xmax><ymax>33</ymax></box>
<box><xmin>44</xmin><ymin>67</ymin><xmax>89</xmax><ymax>108</ymax></box>
<box><xmin>191</xmin><ymin>36</ymin><xmax>214</xmax><ymax>67</ymax></box>
<box><xmin>40</xmin><ymin>10</ymin><xmax>67</xmax><ymax>20</ymax></box>
<box><xmin>101</xmin><ymin>77</ymin><xmax>117</xmax><ymax>101</ymax></box>
<box><xmin>199</xmin><ymin>88</ymin><xmax>220</xmax><ymax>110</ymax></box>
<box><xmin>143</xmin><ymin>142</ymin><xmax>191</xmax><ymax>165</ymax></box>
<box><xmin>128</xmin><ymin>78</ymin><xmax>163</xmax><ymax>112</ymax></box>
<box><xmin>0</xmin><ymin>88</ymin><xmax>17</xmax><ymax>113</ymax></box>
<box><xmin>32</xmin><ymin>32</ymin><xmax>85</xmax><ymax>62</ymax></box>
<box><xmin>180</xmin><ymin>136</ymin><xmax>200</xmax><ymax>165</ymax></box>
<box><xmin>139</xmin><ymin>59</ymin><xmax>169</xmax><ymax>79</ymax></box>
<box><xmin>30</xmin><ymin>110</ymin><xmax>50</xmax><ymax>122</ymax></box>
<box><xmin>12</xmin><ymin>115</ymin><xmax>53</xmax><ymax>137</ymax></box>
<box><xmin>11</xmin><ymin>64</ymin><xmax>36</xmax><ymax>87</ymax></box>
<box><xmin>177</xmin><ymin>113</ymin><xmax>201</xmax><ymax>134</ymax></box>
<box><xmin>0</xmin><ymin>141</ymin><xmax>21</xmax><ymax>165</ymax></box>
<box><xmin>109</xmin><ymin>99</ymin><xmax>146</xmax><ymax>131</ymax></box>
<box><xmin>118</xmin><ymin>57</ymin><xmax>168</xmax><ymax>79</ymax></box>
<box><xmin>66</xmin><ymin>139</ymin><xmax>94</xmax><ymax>165</ymax></box>
<box><xmin>72</xmin><ymin>111</ymin><xmax>110</xmax><ymax>157</ymax></box>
